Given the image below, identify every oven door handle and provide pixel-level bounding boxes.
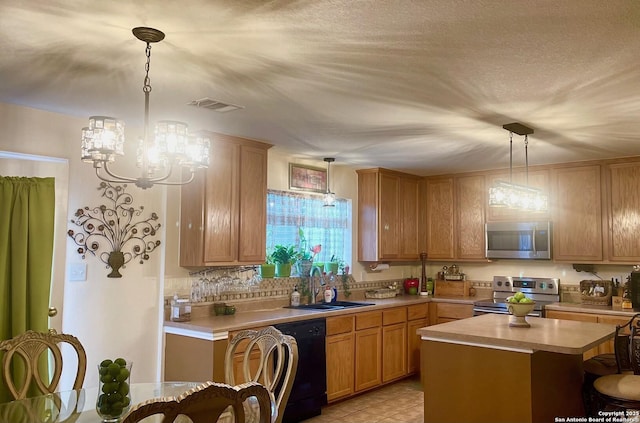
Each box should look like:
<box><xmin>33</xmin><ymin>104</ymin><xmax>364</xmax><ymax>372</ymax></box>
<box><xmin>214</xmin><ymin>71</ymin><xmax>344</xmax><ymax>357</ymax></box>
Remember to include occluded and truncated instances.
<box><xmin>472</xmin><ymin>307</ymin><xmax>510</xmax><ymax>315</ymax></box>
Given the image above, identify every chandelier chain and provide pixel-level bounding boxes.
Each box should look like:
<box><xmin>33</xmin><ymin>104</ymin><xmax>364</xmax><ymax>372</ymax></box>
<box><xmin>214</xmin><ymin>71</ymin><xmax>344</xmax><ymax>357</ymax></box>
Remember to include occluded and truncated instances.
<box><xmin>524</xmin><ymin>134</ymin><xmax>529</xmax><ymax>186</ymax></box>
<box><xmin>143</xmin><ymin>43</ymin><xmax>152</xmax><ymax>94</ymax></box>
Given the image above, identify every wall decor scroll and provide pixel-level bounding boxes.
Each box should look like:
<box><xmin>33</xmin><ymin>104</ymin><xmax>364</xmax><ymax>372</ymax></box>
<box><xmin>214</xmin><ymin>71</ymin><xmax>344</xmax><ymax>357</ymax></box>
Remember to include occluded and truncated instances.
<box><xmin>68</xmin><ymin>182</ymin><xmax>161</xmax><ymax>277</ymax></box>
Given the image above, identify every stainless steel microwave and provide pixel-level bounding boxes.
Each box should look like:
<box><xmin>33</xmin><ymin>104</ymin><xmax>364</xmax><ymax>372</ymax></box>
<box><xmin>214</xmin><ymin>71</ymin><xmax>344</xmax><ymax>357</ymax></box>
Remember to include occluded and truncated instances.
<box><xmin>485</xmin><ymin>221</ymin><xmax>552</xmax><ymax>260</ymax></box>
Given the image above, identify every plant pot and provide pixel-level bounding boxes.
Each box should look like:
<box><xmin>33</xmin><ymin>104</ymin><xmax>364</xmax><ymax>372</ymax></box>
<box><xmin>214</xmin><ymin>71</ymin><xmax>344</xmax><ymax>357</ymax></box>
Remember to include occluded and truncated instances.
<box><xmin>275</xmin><ymin>263</ymin><xmax>292</xmax><ymax>278</ymax></box>
<box><xmin>313</xmin><ymin>262</ymin><xmax>324</xmax><ymax>273</ymax></box>
<box><xmin>324</xmin><ymin>262</ymin><xmax>339</xmax><ymax>275</ymax></box>
<box><xmin>260</xmin><ymin>263</ymin><xmax>275</xmax><ymax>278</ymax></box>
<box><xmin>297</xmin><ymin>259</ymin><xmax>313</xmax><ymax>277</ymax></box>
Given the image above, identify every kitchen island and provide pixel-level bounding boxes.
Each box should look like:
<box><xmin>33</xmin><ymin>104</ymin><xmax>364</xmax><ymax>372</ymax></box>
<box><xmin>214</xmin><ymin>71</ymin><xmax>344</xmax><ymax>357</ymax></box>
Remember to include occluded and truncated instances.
<box><xmin>418</xmin><ymin>313</ymin><xmax>615</xmax><ymax>423</ymax></box>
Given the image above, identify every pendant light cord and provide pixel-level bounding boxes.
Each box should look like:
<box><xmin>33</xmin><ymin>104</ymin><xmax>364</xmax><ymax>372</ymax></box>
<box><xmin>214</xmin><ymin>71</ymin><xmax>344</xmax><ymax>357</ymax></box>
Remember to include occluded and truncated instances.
<box><xmin>524</xmin><ymin>134</ymin><xmax>529</xmax><ymax>186</ymax></box>
<box><xmin>509</xmin><ymin>132</ymin><xmax>513</xmax><ymax>184</ymax></box>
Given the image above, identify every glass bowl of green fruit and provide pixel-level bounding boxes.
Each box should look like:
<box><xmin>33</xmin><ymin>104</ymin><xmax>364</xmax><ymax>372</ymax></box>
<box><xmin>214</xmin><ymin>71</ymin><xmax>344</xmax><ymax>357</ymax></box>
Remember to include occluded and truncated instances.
<box><xmin>506</xmin><ymin>293</ymin><xmax>535</xmax><ymax>327</ymax></box>
<box><xmin>96</xmin><ymin>357</ymin><xmax>132</xmax><ymax>422</ymax></box>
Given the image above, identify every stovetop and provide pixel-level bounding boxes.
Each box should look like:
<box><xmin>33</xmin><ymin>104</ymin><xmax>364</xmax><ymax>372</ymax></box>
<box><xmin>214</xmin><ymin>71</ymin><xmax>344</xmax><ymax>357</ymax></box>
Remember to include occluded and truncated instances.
<box><xmin>473</xmin><ymin>276</ymin><xmax>561</xmax><ymax>311</ymax></box>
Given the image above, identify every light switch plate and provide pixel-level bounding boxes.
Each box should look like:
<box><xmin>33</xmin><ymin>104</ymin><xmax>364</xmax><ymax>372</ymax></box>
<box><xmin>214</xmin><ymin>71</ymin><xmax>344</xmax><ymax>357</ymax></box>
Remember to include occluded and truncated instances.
<box><xmin>69</xmin><ymin>263</ymin><xmax>87</xmax><ymax>282</ymax></box>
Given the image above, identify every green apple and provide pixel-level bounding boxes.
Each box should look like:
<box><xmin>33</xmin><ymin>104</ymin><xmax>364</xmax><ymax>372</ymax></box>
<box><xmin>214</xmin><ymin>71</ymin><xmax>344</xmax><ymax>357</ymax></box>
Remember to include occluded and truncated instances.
<box><xmin>514</xmin><ymin>292</ymin><xmax>525</xmax><ymax>301</ymax></box>
<box><xmin>519</xmin><ymin>297</ymin><xmax>533</xmax><ymax>303</ymax></box>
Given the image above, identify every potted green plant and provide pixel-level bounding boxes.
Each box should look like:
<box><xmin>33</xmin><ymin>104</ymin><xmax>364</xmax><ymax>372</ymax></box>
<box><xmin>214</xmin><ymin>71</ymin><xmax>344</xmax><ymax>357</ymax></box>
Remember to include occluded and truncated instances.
<box><xmin>324</xmin><ymin>254</ymin><xmax>340</xmax><ymax>275</ymax></box>
<box><xmin>294</xmin><ymin>228</ymin><xmax>321</xmax><ymax>277</ymax></box>
<box><xmin>259</xmin><ymin>253</ymin><xmax>276</xmax><ymax>279</ymax></box>
<box><xmin>271</xmin><ymin>244</ymin><xmax>296</xmax><ymax>277</ymax></box>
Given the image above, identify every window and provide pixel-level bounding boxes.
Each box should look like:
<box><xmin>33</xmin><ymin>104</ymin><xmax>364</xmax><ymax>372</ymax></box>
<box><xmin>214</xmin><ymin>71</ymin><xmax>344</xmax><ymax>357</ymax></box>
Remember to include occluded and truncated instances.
<box><xmin>266</xmin><ymin>189</ymin><xmax>352</xmax><ymax>266</ymax></box>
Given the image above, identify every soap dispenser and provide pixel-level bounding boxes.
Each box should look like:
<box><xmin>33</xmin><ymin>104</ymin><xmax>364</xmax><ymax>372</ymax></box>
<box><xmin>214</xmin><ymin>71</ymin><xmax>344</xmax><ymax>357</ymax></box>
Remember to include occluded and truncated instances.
<box><xmin>291</xmin><ymin>285</ymin><xmax>301</xmax><ymax>307</ymax></box>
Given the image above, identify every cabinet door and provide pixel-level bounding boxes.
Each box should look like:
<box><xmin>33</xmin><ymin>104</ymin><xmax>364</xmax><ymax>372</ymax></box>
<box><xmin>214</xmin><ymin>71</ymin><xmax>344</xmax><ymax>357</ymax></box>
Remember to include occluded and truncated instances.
<box><xmin>237</xmin><ymin>145</ymin><xmax>268</xmax><ymax>263</ymax></box>
<box><xmin>456</xmin><ymin>174</ymin><xmax>486</xmax><ymax>260</ymax></box>
<box><xmin>203</xmin><ymin>141</ymin><xmax>239</xmax><ymax>263</ymax></box>
<box><xmin>354</xmin><ymin>327</ymin><xmax>381</xmax><ymax>392</ymax></box>
<box><xmin>597</xmin><ymin>315</ymin><xmax>633</xmax><ymax>355</ymax></box>
<box><xmin>379</xmin><ymin>173</ymin><xmax>400</xmax><ymax>259</ymax></box>
<box><xmin>552</xmin><ymin>165</ymin><xmax>603</xmax><ymax>262</ymax></box>
<box><xmin>179</xmin><ymin>170</ymin><xmax>206</xmax><ymax>267</ymax></box>
<box><xmin>407</xmin><ymin>318</ymin><xmax>427</xmax><ymax>374</ymax></box>
<box><xmin>357</xmin><ymin>171</ymin><xmax>379</xmax><ymax>262</ymax></box>
<box><xmin>607</xmin><ymin>162</ymin><xmax>640</xmax><ymax>261</ymax></box>
<box><xmin>399</xmin><ymin>176</ymin><xmax>419</xmax><ymax>259</ymax></box>
<box><xmin>382</xmin><ymin>323</ymin><xmax>407</xmax><ymax>382</ymax></box>
<box><xmin>425</xmin><ymin>178</ymin><xmax>455</xmax><ymax>260</ymax></box>
<box><xmin>326</xmin><ymin>332</ymin><xmax>355</xmax><ymax>402</ymax></box>
<box><xmin>486</xmin><ymin>169</ymin><xmax>550</xmax><ymax>222</ymax></box>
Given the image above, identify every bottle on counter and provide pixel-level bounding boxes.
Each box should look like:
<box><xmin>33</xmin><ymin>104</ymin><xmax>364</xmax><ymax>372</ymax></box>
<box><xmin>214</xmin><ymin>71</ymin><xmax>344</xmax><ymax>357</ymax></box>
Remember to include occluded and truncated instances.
<box><xmin>324</xmin><ymin>285</ymin><xmax>333</xmax><ymax>303</ymax></box>
<box><xmin>170</xmin><ymin>294</ymin><xmax>192</xmax><ymax>322</ymax></box>
<box><xmin>291</xmin><ymin>285</ymin><xmax>301</xmax><ymax>307</ymax></box>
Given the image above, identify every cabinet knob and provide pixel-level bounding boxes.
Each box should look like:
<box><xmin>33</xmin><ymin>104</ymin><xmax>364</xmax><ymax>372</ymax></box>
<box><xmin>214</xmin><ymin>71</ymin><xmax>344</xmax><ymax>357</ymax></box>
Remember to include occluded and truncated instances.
<box><xmin>48</xmin><ymin>307</ymin><xmax>58</xmax><ymax>317</ymax></box>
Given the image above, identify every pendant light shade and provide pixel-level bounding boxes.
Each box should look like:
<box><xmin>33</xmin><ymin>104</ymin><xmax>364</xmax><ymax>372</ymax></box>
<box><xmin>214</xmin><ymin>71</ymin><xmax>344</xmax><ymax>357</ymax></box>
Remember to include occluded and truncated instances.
<box><xmin>488</xmin><ymin>123</ymin><xmax>548</xmax><ymax>212</ymax></box>
<box><xmin>323</xmin><ymin>157</ymin><xmax>336</xmax><ymax>207</ymax></box>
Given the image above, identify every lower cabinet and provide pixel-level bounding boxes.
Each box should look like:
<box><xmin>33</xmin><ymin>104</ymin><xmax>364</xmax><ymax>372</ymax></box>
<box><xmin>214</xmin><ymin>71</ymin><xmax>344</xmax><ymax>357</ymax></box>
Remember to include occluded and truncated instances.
<box><xmin>354</xmin><ymin>312</ymin><xmax>382</xmax><ymax>392</ymax></box>
<box><xmin>325</xmin><ymin>303</ymin><xmax>429</xmax><ymax>403</ymax></box>
<box><xmin>430</xmin><ymin>302</ymin><xmax>473</xmax><ymax>325</ymax></box>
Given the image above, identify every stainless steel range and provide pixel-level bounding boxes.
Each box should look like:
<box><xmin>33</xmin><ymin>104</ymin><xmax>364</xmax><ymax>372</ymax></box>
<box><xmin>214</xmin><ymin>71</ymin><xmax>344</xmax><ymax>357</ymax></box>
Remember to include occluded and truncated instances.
<box><xmin>473</xmin><ymin>276</ymin><xmax>560</xmax><ymax>317</ymax></box>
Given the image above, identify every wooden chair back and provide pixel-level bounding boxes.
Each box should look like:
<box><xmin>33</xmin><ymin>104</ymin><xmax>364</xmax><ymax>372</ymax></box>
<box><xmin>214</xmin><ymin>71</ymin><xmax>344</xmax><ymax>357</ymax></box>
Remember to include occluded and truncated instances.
<box><xmin>224</xmin><ymin>326</ymin><xmax>298</xmax><ymax>423</ymax></box>
<box><xmin>121</xmin><ymin>381</ymin><xmax>273</xmax><ymax>423</ymax></box>
<box><xmin>0</xmin><ymin>330</ymin><xmax>87</xmax><ymax>400</ymax></box>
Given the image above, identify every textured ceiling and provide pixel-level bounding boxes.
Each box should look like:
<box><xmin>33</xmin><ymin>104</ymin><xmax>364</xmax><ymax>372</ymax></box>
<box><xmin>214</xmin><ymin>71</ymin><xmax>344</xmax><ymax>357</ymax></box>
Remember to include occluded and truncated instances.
<box><xmin>1</xmin><ymin>1</ymin><xmax>640</xmax><ymax>175</ymax></box>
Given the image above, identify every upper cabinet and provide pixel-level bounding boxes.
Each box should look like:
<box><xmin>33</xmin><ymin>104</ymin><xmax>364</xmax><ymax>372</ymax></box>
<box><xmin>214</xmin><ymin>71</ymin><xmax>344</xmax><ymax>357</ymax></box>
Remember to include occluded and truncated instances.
<box><xmin>357</xmin><ymin>168</ymin><xmax>420</xmax><ymax>262</ymax></box>
<box><xmin>606</xmin><ymin>161</ymin><xmax>640</xmax><ymax>262</ymax></box>
<box><xmin>422</xmin><ymin>175</ymin><xmax>486</xmax><ymax>261</ymax></box>
<box><xmin>486</xmin><ymin>169</ymin><xmax>550</xmax><ymax>222</ymax></box>
<box><xmin>551</xmin><ymin>165</ymin><xmax>603</xmax><ymax>262</ymax></box>
<box><xmin>179</xmin><ymin>133</ymin><xmax>271</xmax><ymax>268</ymax></box>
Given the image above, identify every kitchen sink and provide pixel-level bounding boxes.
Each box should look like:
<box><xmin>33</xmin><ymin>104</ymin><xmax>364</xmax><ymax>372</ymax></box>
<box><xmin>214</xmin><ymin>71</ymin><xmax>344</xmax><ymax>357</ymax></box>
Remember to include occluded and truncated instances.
<box><xmin>285</xmin><ymin>300</ymin><xmax>374</xmax><ymax>311</ymax></box>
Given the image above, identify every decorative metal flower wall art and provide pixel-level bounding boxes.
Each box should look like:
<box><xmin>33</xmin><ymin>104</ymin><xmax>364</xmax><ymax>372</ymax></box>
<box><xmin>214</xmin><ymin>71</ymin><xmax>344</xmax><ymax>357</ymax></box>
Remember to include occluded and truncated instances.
<box><xmin>68</xmin><ymin>182</ymin><xmax>161</xmax><ymax>277</ymax></box>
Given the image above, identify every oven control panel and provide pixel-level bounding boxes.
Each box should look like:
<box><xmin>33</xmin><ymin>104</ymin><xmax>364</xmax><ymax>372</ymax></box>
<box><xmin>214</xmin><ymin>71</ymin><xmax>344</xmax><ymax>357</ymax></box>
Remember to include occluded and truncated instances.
<box><xmin>492</xmin><ymin>276</ymin><xmax>560</xmax><ymax>295</ymax></box>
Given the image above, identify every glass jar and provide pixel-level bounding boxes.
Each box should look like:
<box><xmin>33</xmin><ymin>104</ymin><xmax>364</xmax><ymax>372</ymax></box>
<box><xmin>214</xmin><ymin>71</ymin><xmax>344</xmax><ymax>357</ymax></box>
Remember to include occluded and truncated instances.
<box><xmin>96</xmin><ymin>359</ymin><xmax>132</xmax><ymax>422</ymax></box>
<box><xmin>170</xmin><ymin>298</ymin><xmax>192</xmax><ymax>322</ymax></box>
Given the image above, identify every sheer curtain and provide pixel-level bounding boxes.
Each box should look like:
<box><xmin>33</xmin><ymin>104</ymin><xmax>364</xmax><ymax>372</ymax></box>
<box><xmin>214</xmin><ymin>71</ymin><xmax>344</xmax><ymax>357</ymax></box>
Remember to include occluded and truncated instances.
<box><xmin>266</xmin><ymin>189</ymin><xmax>351</xmax><ymax>264</ymax></box>
<box><xmin>0</xmin><ymin>177</ymin><xmax>55</xmax><ymax>402</ymax></box>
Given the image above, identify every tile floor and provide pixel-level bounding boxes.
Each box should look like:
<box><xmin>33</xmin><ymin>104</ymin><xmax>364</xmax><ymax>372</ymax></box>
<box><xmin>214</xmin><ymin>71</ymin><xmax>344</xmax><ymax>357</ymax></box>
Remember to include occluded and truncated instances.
<box><xmin>306</xmin><ymin>376</ymin><xmax>424</xmax><ymax>423</ymax></box>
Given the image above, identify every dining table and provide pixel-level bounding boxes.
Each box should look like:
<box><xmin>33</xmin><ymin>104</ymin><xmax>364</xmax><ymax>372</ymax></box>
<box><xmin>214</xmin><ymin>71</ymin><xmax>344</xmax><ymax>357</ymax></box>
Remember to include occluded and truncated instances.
<box><xmin>0</xmin><ymin>381</ymin><xmax>271</xmax><ymax>423</ymax></box>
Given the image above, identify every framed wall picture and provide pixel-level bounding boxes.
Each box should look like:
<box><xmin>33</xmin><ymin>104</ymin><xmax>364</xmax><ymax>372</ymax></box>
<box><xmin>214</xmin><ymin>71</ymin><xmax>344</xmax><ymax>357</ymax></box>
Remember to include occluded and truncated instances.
<box><xmin>289</xmin><ymin>163</ymin><xmax>327</xmax><ymax>193</ymax></box>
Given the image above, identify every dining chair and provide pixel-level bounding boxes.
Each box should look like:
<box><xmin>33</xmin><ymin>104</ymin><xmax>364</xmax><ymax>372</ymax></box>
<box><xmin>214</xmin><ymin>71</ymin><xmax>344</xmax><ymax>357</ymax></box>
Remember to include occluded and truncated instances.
<box><xmin>121</xmin><ymin>381</ymin><xmax>273</xmax><ymax>423</ymax></box>
<box><xmin>593</xmin><ymin>314</ymin><xmax>640</xmax><ymax>413</ymax></box>
<box><xmin>224</xmin><ymin>326</ymin><xmax>298</xmax><ymax>423</ymax></box>
<box><xmin>0</xmin><ymin>330</ymin><xmax>87</xmax><ymax>400</ymax></box>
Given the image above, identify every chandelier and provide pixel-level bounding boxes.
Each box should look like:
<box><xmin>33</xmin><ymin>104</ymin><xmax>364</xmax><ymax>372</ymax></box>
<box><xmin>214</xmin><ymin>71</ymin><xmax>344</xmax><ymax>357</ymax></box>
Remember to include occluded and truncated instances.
<box><xmin>323</xmin><ymin>157</ymin><xmax>336</xmax><ymax>207</ymax></box>
<box><xmin>81</xmin><ymin>27</ymin><xmax>210</xmax><ymax>189</ymax></box>
<box><xmin>488</xmin><ymin>123</ymin><xmax>548</xmax><ymax>212</ymax></box>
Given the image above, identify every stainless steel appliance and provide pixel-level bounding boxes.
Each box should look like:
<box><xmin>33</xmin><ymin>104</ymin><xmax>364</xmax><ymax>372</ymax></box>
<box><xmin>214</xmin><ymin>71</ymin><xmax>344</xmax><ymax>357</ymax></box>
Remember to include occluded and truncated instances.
<box><xmin>485</xmin><ymin>221</ymin><xmax>552</xmax><ymax>260</ymax></box>
<box><xmin>473</xmin><ymin>276</ymin><xmax>560</xmax><ymax>317</ymax></box>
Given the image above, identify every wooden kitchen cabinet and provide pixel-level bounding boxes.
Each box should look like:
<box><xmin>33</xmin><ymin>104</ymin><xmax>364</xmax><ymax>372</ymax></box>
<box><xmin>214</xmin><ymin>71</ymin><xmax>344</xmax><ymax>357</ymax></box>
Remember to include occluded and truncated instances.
<box><xmin>326</xmin><ymin>315</ymin><xmax>355</xmax><ymax>402</ymax></box>
<box><xmin>485</xmin><ymin>169</ymin><xmax>550</xmax><ymax>222</ymax></box>
<box><xmin>354</xmin><ymin>311</ymin><xmax>382</xmax><ymax>392</ymax></box>
<box><xmin>407</xmin><ymin>303</ymin><xmax>428</xmax><ymax>374</ymax></box>
<box><xmin>357</xmin><ymin>168</ymin><xmax>420</xmax><ymax>262</ymax></box>
<box><xmin>180</xmin><ymin>133</ymin><xmax>271</xmax><ymax>267</ymax></box>
<box><xmin>606</xmin><ymin>161</ymin><xmax>640</xmax><ymax>262</ymax></box>
<box><xmin>551</xmin><ymin>165</ymin><xmax>603</xmax><ymax>262</ymax></box>
<box><xmin>430</xmin><ymin>302</ymin><xmax>473</xmax><ymax>325</ymax></box>
<box><xmin>423</xmin><ymin>175</ymin><xmax>486</xmax><ymax>261</ymax></box>
<box><xmin>382</xmin><ymin>307</ymin><xmax>407</xmax><ymax>383</ymax></box>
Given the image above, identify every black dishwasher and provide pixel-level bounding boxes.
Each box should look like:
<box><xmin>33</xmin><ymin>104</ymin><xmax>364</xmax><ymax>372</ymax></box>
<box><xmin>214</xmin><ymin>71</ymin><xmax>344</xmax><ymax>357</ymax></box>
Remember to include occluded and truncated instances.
<box><xmin>274</xmin><ymin>318</ymin><xmax>327</xmax><ymax>423</ymax></box>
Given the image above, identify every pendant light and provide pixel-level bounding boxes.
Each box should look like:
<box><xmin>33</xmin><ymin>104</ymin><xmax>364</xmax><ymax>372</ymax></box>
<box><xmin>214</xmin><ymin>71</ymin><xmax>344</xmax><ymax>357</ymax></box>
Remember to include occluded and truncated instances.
<box><xmin>488</xmin><ymin>123</ymin><xmax>548</xmax><ymax>212</ymax></box>
<box><xmin>81</xmin><ymin>27</ymin><xmax>210</xmax><ymax>189</ymax></box>
<box><xmin>323</xmin><ymin>158</ymin><xmax>336</xmax><ymax>207</ymax></box>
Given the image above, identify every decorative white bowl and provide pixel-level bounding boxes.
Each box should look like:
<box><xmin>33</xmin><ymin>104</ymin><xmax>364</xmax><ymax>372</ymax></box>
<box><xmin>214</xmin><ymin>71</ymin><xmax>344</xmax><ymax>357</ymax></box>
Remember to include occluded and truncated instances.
<box><xmin>506</xmin><ymin>301</ymin><xmax>536</xmax><ymax>327</ymax></box>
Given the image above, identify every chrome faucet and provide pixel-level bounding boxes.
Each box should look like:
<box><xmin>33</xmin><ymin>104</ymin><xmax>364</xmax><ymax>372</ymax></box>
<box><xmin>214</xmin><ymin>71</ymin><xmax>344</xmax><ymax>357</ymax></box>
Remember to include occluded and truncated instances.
<box><xmin>309</xmin><ymin>266</ymin><xmax>326</xmax><ymax>304</ymax></box>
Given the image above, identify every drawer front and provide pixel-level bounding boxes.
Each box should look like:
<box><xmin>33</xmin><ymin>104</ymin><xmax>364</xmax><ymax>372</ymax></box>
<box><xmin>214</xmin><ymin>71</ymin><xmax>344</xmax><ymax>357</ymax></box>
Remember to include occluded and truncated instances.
<box><xmin>356</xmin><ymin>311</ymin><xmax>382</xmax><ymax>330</ymax></box>
<box><xmin>383</xmin><ymin>307</ymin><xmax>407</xmax><ymax>326</ymax></box>
<box><xmin>327</xmin><ymin>315</ymin><xmax>355</xmax><ymax>335</ymax></box>
<box><xmin>436</xmin><ymin>303</ymin><xmax>472</xmax><ymax>319</ymax></box>
<box><xmin>407</xmin><ymin>303</ymin><xmax>428</xmax><ymax>321</ymax></box>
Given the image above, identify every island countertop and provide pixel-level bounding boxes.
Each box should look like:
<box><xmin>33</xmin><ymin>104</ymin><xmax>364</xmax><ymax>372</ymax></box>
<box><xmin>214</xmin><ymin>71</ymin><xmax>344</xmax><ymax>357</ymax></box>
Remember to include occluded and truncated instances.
<box><xmin>417</xmin><ymin>313</ymin><xmax>615</xmax><ymax>355</ymax></box>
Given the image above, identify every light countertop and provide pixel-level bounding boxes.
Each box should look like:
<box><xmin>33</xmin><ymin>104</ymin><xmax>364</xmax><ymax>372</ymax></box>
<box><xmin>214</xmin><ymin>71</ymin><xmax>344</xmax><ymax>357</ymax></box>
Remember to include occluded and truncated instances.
<box><xmin>417</xmin><ymin>313</ymin><xmax>615</xmax><ymax>355</ymax></box>
<box><xmin>164</xmin><ymin>294</ymin><xmax>488</xmax><ymax>339</ymax></box>
<box><xmin>546</xmin><ymin>301</ymin><xmax>640</xmax><ymax>316</ymax></box>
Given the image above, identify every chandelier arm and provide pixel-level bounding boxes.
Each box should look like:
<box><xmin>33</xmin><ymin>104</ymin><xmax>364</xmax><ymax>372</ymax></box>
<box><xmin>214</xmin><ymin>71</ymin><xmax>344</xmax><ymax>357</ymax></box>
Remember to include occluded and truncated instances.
<box><xmin>99</xmin><ymin>163</ymin><xmax>141</xmax><ymax>184</ymax></box>
<box><xmin>148</xmin><ymin>170</ymin><xmax>196</xmax><ymax>186</ymax></box>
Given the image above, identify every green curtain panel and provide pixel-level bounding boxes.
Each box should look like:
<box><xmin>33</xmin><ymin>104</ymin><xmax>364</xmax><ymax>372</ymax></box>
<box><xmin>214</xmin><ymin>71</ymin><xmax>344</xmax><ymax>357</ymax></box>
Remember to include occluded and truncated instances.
<box><xmin>0</xmin><ymin>177</ymin><xmax>55</xmax><ymax>403</ymax></box>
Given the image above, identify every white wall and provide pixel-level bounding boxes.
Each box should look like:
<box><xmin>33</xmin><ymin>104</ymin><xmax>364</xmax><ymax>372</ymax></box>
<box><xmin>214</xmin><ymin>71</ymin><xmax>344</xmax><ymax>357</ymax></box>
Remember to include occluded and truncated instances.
<box><xmin>0</xmin><ymin>102</ymin><xmax>164</xmax><ymax>387</ymax></box>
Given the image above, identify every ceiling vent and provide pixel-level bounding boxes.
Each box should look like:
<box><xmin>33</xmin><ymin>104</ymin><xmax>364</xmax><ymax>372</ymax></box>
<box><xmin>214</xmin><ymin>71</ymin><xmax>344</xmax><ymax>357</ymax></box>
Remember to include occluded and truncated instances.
<box><xmin>187</xmin><ymin>98</ymin><xmax>244</xmax><ymax>113</ymax></box>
